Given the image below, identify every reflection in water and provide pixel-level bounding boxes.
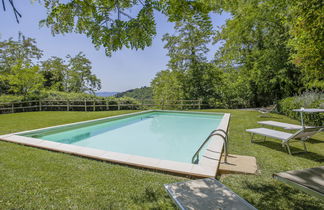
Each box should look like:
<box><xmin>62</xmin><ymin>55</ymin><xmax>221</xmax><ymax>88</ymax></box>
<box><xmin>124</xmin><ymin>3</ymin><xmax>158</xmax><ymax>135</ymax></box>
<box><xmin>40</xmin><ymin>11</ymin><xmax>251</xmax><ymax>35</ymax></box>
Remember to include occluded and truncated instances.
<box><xmin>40</xmin><ymin>116</ymin><xmax>152</xmax><ymax>143</ymax></box>
<box><xmin>56</xmin><ymin>132</ymin><xmax>91</xmax><ymax>143</ymax></box>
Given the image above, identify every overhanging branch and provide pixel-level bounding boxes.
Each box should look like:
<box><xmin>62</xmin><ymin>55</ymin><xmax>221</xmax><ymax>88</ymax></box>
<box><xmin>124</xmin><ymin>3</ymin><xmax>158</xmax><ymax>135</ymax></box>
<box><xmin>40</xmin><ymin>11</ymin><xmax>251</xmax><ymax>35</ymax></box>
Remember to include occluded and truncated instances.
<box><xmin>2</xmin><ymin>0</ymin><xmax>22</xmax><ymax>23</ymax></box>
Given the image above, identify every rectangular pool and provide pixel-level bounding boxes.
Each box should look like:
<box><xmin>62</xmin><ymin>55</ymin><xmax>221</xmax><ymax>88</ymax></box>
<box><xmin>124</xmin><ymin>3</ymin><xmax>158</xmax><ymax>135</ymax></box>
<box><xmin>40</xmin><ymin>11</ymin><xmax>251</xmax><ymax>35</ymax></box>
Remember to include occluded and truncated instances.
<box><xmin>21</xmin><ymin>111</ymin><xmax>223</xmax><ymax>163</ymax></box>
<box><xmin>0</xmin><ymin>110</ymin><xmax>230</xmax><ymax>177</ymax></box>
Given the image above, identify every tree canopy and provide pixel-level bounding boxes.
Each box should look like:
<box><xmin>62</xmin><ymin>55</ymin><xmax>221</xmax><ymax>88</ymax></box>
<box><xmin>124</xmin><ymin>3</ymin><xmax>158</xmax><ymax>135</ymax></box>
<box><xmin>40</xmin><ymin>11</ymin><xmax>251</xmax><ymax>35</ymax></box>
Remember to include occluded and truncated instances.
<box><xmin>0</xmin><ymin>34</ymin><xmax>101</xmax><ymax>96</ymax></box>
<box><xmin>40</xmin><ymin>0</ymin><xmax>220</xmax><ymax>56</ymax></box>
<box><xmin>152</xmin><ymin>0</ymin><xmax>323</xmax><ymax>107</ymax></box>
<box><xmin>1</xmin><ymin>0</ymin><xmax>323</xmax><ymax>107</ymax></box>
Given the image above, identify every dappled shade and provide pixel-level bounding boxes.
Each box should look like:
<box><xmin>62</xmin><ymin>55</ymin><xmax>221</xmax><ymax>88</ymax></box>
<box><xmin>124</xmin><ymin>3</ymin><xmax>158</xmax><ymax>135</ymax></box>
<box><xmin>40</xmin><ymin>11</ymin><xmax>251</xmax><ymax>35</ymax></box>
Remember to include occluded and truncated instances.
<box><xmin>165</xmin><ymin>178</ymin><xmax>256</xmax><ymax>210</ymax></box>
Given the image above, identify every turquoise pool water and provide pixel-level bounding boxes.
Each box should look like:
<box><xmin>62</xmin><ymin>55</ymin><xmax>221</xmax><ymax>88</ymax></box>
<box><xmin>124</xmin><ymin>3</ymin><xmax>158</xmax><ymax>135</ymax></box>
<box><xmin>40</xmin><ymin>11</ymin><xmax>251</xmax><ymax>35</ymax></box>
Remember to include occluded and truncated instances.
<box><xmin>21</xmin><ymin>111</ymin><xmax>223</xmax><ymax>163</ymax></box>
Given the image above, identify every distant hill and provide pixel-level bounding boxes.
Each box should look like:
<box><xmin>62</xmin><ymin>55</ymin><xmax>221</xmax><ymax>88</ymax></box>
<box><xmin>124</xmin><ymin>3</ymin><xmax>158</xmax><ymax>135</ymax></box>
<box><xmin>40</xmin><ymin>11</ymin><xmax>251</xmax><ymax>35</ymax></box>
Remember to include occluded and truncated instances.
<box><xmin>115</xmin><ymin>86</ymin><xmax>152</xmax><ymax>99</ymax></box>
<box><xmin>95</xmin><ymin>92</ymin><xmax>119</xmax><ymax>97</ymax></box>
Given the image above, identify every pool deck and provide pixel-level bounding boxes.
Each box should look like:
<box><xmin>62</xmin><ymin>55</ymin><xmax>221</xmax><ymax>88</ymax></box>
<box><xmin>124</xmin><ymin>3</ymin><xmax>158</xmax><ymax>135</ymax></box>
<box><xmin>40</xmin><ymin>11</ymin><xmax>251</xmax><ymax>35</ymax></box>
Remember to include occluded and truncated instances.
<box><xmin>0</xmin><ymin>110</ymin><xmax>230</xmax><ymax>177</ymax></box>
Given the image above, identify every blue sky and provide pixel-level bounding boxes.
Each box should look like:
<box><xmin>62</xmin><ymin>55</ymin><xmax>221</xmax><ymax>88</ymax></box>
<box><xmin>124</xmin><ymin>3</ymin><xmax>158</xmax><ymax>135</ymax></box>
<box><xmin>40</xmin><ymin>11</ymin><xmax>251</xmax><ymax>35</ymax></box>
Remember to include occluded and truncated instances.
<box><xmin>0</xmin><ymin>1</ymin><xmax>230</xmax><ymax>92</ymax></box>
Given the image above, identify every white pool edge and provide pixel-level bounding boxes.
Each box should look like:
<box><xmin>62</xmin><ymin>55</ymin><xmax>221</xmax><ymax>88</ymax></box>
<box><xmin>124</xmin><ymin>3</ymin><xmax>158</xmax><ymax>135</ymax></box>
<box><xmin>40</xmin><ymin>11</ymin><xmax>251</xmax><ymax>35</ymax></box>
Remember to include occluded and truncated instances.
<box><xmin>0</xmin><ymin>110</ymin><xmax>230</xmax><ymax>177</ymax></box>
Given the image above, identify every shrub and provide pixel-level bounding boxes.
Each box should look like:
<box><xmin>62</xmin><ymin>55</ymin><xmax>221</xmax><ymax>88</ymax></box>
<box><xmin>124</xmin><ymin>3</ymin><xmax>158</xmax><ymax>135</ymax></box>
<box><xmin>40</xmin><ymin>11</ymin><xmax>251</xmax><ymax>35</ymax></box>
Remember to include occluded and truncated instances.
<box><xmin>0</xmin><ymin>91</ymin><xmax>141</xmax><ymax>113</ymax></box>
<box><xmin>278</xmin><ymin>92</ymin><xmax>324</xmax><ymax>126</ymax></box>
<box><xmin>0</xmin><ymin>95</ymin><xmax>24</xmax><ymax>103</ymax></box>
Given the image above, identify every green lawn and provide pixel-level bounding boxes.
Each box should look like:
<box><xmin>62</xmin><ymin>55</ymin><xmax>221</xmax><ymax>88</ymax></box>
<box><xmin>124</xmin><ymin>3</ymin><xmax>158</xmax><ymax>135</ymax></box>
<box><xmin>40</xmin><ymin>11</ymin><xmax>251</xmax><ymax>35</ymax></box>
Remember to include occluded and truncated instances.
<box><xmin>0</xmin><ymin>110</ymin><xmax>323</xmax><ymax>209</ymax></box>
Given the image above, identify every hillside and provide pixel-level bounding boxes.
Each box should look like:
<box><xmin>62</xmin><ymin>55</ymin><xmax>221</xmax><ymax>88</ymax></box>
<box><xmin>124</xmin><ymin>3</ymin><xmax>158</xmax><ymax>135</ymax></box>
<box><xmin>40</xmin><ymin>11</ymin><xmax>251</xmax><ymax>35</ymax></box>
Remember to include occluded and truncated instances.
<box><xmin>115</xmin><ymin>86</ymin><xmax>152</xmax><ymax>99</ymax></box>
<box><xmin>95</xmin><ymin>92</ymin><xmax>119</xmax><ymax>97</ymax></box>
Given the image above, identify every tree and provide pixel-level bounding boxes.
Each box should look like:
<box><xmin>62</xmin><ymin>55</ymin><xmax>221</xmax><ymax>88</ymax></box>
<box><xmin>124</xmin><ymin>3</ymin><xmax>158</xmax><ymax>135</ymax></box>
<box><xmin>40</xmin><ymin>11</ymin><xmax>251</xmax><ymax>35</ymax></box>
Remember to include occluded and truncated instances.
<box><xmin>40</xmin><ymin>0</ymin><xmax>218</xmax><ymax>56</ymax></box>
<box><xmin>151</xmin><ymin>70</ymin><xmax>185</xmax><ymax>102</ymax></box>
<box><xmin>215</xmin><ymin>0</ymin><xmax>302</xmax><ymax>106</ymax></box>
<box><xmin>0</xmin><ymin>33</ymin><xmax>43</xmax><ymax>73</ymax></box>
<box><xmin>7</xmin><ymin>63</ymin><xmax>44</xmax><ymax>95</ymax></box>
<box><xmin>159</xmin><ymin>13</ymin><xmax>217</xmax><ymax>101</ymax></box>
<box><xmin>162</xmin><ymin>13</ymin><xmax>213</xmax><ymax>71</ymax></box>
<box><xmin>41</xmin><ymin>57</ymin><xmax>67</xmax><ymax>91</ymax></box>
<box><xmin>1</xmin><ymin>0</ymin><xmax>22</xmax><ymax>23</ymax></box>
<box><xmin>0</xmin><ymin>33</ymin><xmax>43</xmax><ymax>94</ymax></box>
<box><xmin>66</xmin><ymin>52</ymin><xmax>101</xmax><ymax>94</ymax></box>
<box><xmin>287</xmin><ymin>0</ymin><xmax>324</xmax><ymax>89</ymax></box>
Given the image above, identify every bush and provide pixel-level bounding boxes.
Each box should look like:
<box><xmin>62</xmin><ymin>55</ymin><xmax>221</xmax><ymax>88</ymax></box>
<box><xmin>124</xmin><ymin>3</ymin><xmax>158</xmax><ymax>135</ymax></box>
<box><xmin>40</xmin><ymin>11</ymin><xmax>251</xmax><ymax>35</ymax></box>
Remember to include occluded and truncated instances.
<box><xmin>0</xmin><ymin>95</ymin><xmax>24</xmax><ymax>103</ymax></box>
<box><xmin>39</xmin><ymin>91</ymin><xmax>101</xmax><ymax>100</ymax></box>
<box><xmin>278</xmin><ymin>92</ymin><xmax>324</xmax><ymax>126</ymax></box>
<box><xmin>0</xmin><ymin>91</ymin><xmax>141</xmax><ymax>113</ymax></box>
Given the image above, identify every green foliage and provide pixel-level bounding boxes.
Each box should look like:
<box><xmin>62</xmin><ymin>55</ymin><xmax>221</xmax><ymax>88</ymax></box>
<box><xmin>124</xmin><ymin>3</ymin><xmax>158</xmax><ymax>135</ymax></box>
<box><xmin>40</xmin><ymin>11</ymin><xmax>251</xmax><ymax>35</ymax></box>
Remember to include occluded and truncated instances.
<box><xmin>152</xmin><ymin>0</ymin><xmax>323</xmax><ymax>108</ymax></box>
<box><xmin>287</xmin><ymin>0</ymin><xmax>324</xmax><ymax>89</ymax></box>
<box><xmin>115</xmin><ymin>86</ymin><xmax>152</xmax><ymax>99</ymax></box>
<box><xmin>7</xmin><ymin>63</ymin><xmax>44</xmax><ymax>95</ymax></box>
<box><xmin>216</xmin><ymin>0</ymin><xmax>302</xmax><ymax>106</ymax></box>
<box><xmin>41</xmin><ymin>0</ymin><xmax>157</xmax><ymax>56</ymax></box>
<box><xmin>0</xmin><ymin>94</ymin><xmax>23</xmax><ymax>103</ymax></box>
<box><xmin>151</xmin><ymin>70</ymin><xmax>185</xmax><ymax>102</ymax></box>
<box><xmin>39</xmin><ymin>90</ymin><xmax>100</xmax><ymax>101</ymax></box>
<box><xmin>0</xmin><ymin>34</ymin><xmax>101</xmax><ymax>97</ymax></box>
<box><xmin>40</xmin><ymin>53</ymin><xmax>101</xmax><ymax>94</ymax></box>
<box><xmin>0</xmin><ymin>33</ymin><xmax>43</xmax><ymax>94</ymax></box>
<box><xmin>114</xmin><ymin>96</ymin><xmax>140</xmax><ymax>106</ymax></box>
<box><xmin>278</xmin><ymin>92</ymin><xmax>324</xmax><ymax>126</ymax></box>
<box><xmin>214</xmin><ymin>70</ymin><xmax>253</xmax><ymax>108</ymax></box>
<box><xmin>41</xmin><ymin>57</ymin><xmax>67</xmax><ymax>91</ymax></box>
<box><xmin>65</xmin><ymin>52</ymin><xmax>101</xmax><ymax>94</ymax></box>
<box><xmin>41</xmin><ymin>0</ymin><xmax>216</xmax><ymax>56</ymax></box>
<box><xmin>153</xmin><ymin>13</ymin><xmax>221</xmax><ymax>106</ymax></box>
<box><xmin>0</xmin><ymin>33</ymin><xmax>43</xmax><ymax>73</ymax></box>
<box><xmin>162</xmin><ymin>13</ymin><xmax>213</xmax><ymax>71</ymax></box>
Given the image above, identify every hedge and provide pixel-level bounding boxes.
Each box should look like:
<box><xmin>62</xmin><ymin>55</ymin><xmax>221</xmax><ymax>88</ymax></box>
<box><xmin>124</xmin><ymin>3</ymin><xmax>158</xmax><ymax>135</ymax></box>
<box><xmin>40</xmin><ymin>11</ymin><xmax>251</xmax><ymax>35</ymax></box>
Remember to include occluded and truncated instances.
<box><xmin>278</xmin><ymin>92</ymin><xmax>324</xmax><ymax>126</ymax></box>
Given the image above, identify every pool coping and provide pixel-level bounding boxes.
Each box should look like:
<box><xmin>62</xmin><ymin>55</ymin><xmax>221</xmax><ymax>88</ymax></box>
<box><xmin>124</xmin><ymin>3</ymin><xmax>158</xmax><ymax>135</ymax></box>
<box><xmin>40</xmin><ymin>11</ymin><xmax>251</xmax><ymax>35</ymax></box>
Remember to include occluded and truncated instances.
<box><xmin>0</xmin><ymin>110</ymin><xmax>230</xmax><ymax>177</ymax></box>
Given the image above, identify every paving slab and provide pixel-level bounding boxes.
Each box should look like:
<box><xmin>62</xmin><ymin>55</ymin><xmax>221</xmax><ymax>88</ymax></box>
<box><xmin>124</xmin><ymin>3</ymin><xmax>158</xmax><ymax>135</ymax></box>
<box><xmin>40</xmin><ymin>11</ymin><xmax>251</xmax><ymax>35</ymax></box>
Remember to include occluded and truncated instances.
<box><xmin>219</xmin><ymin>154</ymin><xmax>257</xmax><ymax>175</ymax></box>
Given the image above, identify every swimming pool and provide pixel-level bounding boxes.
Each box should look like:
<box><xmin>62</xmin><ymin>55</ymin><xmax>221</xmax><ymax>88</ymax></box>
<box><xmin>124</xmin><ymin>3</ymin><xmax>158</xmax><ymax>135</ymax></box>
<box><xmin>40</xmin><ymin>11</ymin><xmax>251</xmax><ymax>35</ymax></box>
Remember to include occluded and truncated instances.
<box><xmin>0</xmin><ymin>110</ymin><xmax>230</xmax><ymax>177</ymax></box>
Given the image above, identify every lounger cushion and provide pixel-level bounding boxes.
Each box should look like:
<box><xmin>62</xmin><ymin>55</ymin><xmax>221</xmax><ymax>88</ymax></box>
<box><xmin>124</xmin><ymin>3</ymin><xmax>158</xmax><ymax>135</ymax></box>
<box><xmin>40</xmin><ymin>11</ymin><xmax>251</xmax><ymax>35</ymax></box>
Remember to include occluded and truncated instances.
<box><xmin>246</xmin><ymin>128</ymin><xmax>293</xmax><ymax>140</ymax></box>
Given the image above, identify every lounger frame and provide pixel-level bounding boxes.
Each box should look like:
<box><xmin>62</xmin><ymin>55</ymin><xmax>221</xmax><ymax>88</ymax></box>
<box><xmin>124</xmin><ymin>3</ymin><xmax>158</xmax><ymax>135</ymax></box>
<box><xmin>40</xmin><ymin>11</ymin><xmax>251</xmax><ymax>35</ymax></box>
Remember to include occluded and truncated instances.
<box><xmin>249</xmin><ymin>127</ymin><xmax>324</xmax><ymax>155</ymax></box>
<box><xmin>273</xmin><ymin>174</ymin><xmax>324</xmax><ymax>200</ymax></box>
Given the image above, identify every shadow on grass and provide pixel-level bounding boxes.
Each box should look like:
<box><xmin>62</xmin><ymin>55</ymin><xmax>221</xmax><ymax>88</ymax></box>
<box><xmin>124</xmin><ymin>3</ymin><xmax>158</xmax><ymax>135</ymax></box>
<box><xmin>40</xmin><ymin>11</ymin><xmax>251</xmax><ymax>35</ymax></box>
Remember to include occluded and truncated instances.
<box><xmin>130</xmin><ymin>186</ymin><xmax>175</xmax><ymax>209</ymax></box>
<box><xmin>253</xmin><ymin>140</ymin><xmax>324</xmax><ymax>162</ymax></box>
<box><xmin>308</xmin><ymin>138</ymin><xmax>324</xmax><ymax>144</ymax></box>
<box><xmin>257</xmin><ymin>115</ymin><xmax>283</xmax><ymax>120</ymax></box>
<box><xmin>242</xmin><ymin>180</ymin><xmax>323</xmax><ymax>210</ymax></box>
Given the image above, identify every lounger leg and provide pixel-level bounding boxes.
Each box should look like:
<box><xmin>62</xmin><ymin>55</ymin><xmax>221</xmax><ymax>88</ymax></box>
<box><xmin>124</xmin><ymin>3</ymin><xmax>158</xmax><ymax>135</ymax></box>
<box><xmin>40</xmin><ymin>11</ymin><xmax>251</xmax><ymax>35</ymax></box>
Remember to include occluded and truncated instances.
<box><xmin>250</xmin><ymin>133</ymin><xmax>255</xmax><ymax>143</ymax></box>
<box><xmin>302</xmin><ymin>141</ymin><xmax>307</xmax><ymax>152</ymax></box>
<box><xmin>286</xmin><ymin>143</ymin><xmax>292</xmax><ymax>155</ymax></box>
<box><xmin>263</xmin><ymin>136</ymin><xmax>266</xmax><ymax>142</ymax></box>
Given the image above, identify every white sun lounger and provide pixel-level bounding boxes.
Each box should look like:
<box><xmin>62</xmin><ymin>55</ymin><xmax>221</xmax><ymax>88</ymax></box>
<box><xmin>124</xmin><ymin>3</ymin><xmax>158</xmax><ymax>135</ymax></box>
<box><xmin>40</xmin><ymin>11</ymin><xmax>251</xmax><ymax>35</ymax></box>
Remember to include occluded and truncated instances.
<box><xmin>258</xmin><ymin>121</ymin><xmax>313</xmax><ymax>130</ymax></box>
<box><xmin>164</xmin><ymin>178</ymin><xmax>257</xmax><ymax>210</ymax></box>
<box><xmin>246</xmin><ymin>127</ymin><xmax>324</xmax><ymax>155</ymax></box>
<box><xmin>273</xmin><ymin>166</ymin><xmax>324</xmax><ymax>200</ymax></box>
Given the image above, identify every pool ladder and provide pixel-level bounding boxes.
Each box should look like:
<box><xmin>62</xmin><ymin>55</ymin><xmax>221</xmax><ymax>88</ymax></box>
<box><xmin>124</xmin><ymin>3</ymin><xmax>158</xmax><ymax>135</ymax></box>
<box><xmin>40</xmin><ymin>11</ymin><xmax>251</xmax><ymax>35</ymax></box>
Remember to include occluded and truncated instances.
<box><xmin>191</xmin><ymin>129</ymin><xmax>229</xmax><ymax>164</ymax></box>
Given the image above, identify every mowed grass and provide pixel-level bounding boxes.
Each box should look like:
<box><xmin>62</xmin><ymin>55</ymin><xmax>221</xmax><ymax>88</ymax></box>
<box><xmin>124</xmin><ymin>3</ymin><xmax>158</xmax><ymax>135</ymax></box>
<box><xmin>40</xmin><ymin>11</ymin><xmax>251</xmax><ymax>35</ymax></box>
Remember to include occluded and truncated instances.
<box><xmin>0</xmin><ymin>110</ymin><xmax>323</xmax><ymax>209</ymax></box>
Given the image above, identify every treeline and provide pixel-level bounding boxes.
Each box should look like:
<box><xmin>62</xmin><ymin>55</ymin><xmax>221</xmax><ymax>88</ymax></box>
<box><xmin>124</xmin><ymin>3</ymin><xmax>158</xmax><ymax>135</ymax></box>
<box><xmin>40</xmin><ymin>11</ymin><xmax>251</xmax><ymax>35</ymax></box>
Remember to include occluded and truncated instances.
<box><xmin>115</xmin><ymin>86</ymin><xmax>152</xmax><ymax>100</ymax></box>
<box><xmin>151</xmin><ymin>1</ymin><xmax>323</xmax><ymax>108</ymax></box>
<box><xmin>0</xmin><ymin>33</ymin><xmax>101</xmax><ymax>98</ymax></box>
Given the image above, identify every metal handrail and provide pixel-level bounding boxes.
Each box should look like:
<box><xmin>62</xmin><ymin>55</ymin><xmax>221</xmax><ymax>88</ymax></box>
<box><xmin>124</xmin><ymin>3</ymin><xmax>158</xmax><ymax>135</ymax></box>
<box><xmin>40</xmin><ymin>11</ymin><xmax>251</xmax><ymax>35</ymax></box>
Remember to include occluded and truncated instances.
<box><xmin>191</xmin><ymin>129</ymin><xmax>228</xmax><ymax>164</ymax></box>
